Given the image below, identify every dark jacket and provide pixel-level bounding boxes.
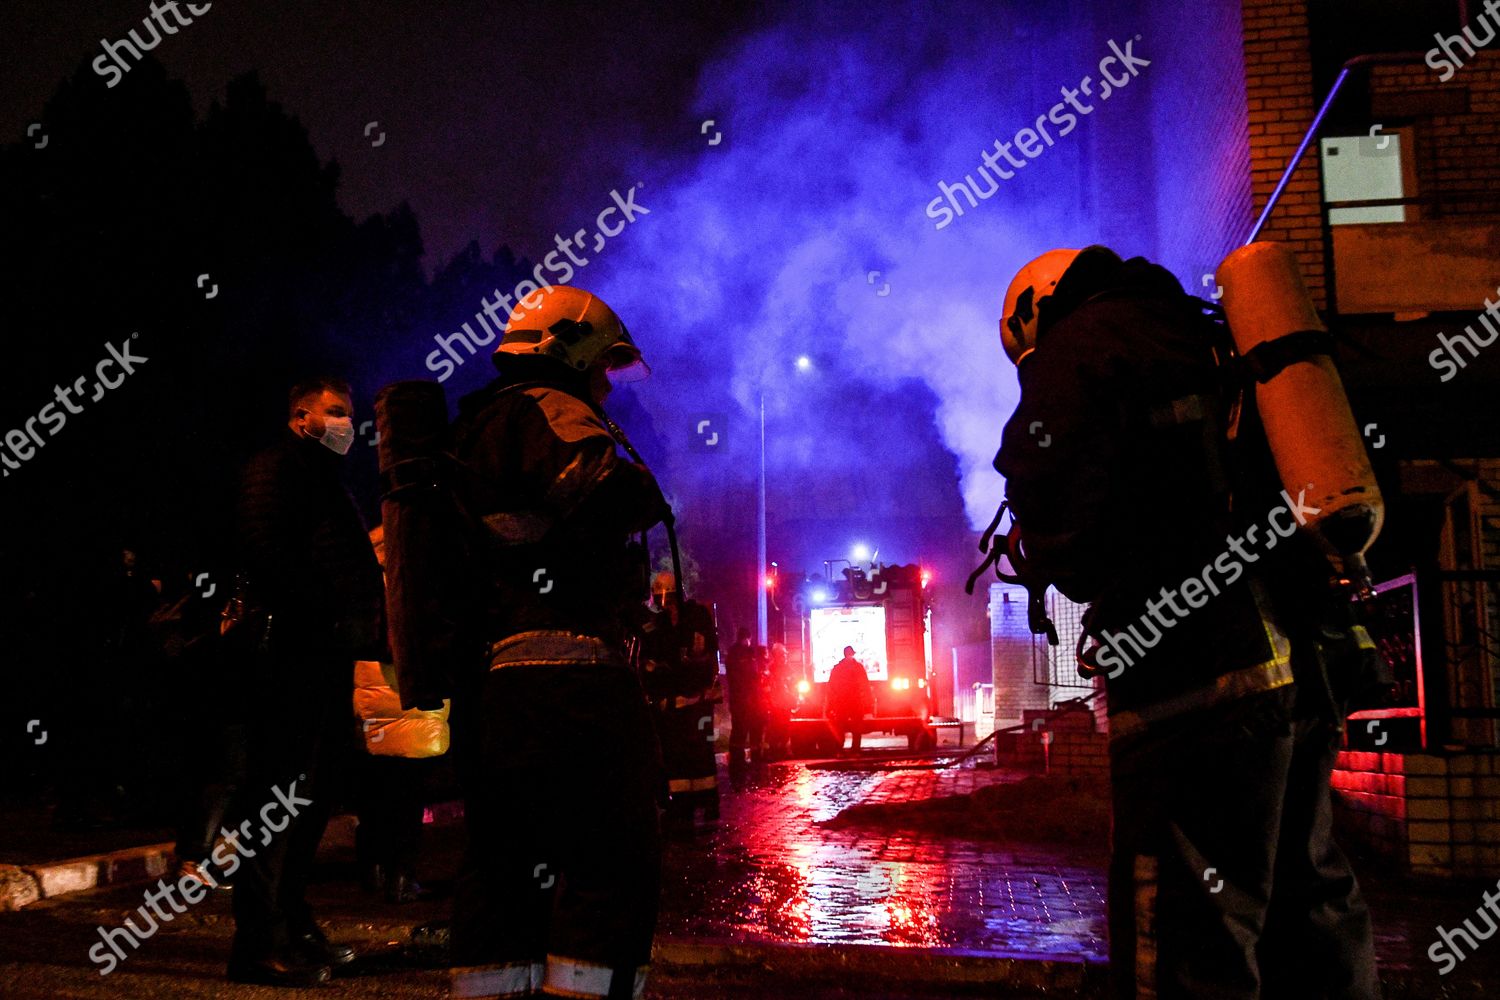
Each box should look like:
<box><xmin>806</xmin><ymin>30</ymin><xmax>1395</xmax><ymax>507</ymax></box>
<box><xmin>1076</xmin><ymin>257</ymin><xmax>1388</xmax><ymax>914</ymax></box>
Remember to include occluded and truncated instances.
<box><xmin>236</xmin><ymin>428</ymin><xmax>385</xmax><ymax>660</ymax></box>
<box><xmin>639</xmin><ymin>600</ymin><xmax>719</xmax><ymax>704</ymax></box>
<box><xmin>724</xmin><ymin>642</ymin><xmax>762</xmax><ymax>716</ymax></box>
<box><xmin>995</xmin><ymin>250</ymin><xmax>1330</xmax><ymax>732</ymax></box>
<box><xmin>451</xmin><ymin>368</ymin><xmax>666</xmax><ymax>653</ymax></box>
<box><xmin>826</xmin><ymin>657</ymin><xmax>873</xmax><ymax>718</ymax></box>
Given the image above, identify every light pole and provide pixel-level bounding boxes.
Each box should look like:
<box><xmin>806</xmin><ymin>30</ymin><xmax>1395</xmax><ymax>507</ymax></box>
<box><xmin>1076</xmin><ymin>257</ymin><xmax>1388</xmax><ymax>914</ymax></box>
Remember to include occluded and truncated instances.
<box><xmin>757</xmin><ymin>391</ymin><xmax>768</xmax><ymax>647</ymax></box>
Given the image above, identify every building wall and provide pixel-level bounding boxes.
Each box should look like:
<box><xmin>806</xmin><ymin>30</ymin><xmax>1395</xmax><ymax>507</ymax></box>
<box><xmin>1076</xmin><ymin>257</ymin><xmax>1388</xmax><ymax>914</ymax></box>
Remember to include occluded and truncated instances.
<box><xmin>1241</xmin><ymin>4</ymin><xmax>1500</xmax><ymax>309</ymax></box>
<box><xmin>1370</xmin><ymin>50</ymin><xmax>1500</xmax><ymax>220</ymax></box>
<box><xmin>1145</xmin><ymin>0</ymin><xmax>1254</xmax><ymax>288</ymax></box>
<box><xmin>994</xmin><ymin>705</ymin><xmax>1109</xmax><ymax>778</ymax></box>
<box><xmin>990</xmin><ymin>582</ymin><xmax>1055</xmax><ymax>725</ymax></box>
<box><xmin>1240</xmin><ymin>0</ymin><xmax>1327</xmax><ymax>304</ymax></box>
<box><xmin>1333</xmin><ymin>749</ymin><xmax>1500</xmax><ymax>876</ymax></box>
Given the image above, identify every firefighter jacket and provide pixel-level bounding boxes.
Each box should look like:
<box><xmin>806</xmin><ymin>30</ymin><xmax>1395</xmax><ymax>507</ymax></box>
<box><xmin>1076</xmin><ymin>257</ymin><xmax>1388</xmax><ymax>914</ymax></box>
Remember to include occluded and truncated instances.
<box><xmin>638</xmin><ymin>600</ymin><xmax>720</xmax><ymax>709</ymax></box>
<box><xmin>994</xmin><ymin>251</ymin><xmax>1348</xmax><ymax>736</ymax></box>
<box><xmin>451</xmin><ymin>370</ymin><xmax>667</xmax><ymax>667</ymax></box>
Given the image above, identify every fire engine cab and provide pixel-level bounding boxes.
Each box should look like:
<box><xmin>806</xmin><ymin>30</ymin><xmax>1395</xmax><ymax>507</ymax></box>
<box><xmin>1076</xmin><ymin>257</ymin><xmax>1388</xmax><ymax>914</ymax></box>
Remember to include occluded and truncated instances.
<box><xmin>782</xmin><ymin>563</ymin><xmax>935</xmax><ymax>755</ymax></box>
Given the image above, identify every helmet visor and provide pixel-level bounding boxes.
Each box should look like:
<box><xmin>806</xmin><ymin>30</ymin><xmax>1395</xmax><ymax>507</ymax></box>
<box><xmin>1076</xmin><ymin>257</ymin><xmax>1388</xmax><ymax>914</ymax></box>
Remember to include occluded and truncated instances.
<box><xmin>602</xmin><ymin>341</ymin><xmax>650</xmax><ymax>383</ymax></box>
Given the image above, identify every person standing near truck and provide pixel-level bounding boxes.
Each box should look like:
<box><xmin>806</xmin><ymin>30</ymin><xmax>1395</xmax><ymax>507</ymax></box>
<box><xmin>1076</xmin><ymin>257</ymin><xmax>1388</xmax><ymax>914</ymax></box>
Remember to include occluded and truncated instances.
<box><xmin>724</xmin><ymin>629</ymin><xmax>765</xmax><ymax>772</ymax></box>
<box><xmin>825</xmin><ymin>646</ymin><xmax>873</xmax><ymax>756</ymax></box>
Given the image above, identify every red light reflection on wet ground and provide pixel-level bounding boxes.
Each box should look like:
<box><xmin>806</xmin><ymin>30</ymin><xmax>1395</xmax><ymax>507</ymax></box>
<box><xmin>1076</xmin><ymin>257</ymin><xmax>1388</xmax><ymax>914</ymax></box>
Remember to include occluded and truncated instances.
<box><xmin>658</xmin><ymin>755</ymin><xmax>1109</xmax><ymax>961</ymax></box>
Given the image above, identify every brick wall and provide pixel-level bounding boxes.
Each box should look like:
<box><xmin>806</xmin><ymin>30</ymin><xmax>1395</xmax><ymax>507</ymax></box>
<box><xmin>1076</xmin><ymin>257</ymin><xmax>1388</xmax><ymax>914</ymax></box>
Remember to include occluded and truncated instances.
<box><xmin>1370</xmin><ymin>50</ymin><xmax>1500</xmax><ymax>220</ymax></box>
<box><xmin>995</xmin><ymin>704</ymin><xmax>1109</xmax><ymax>778</ymax></box>
<box><xmin>1047</xmin><ymin>723</ymin><xmax>1111</xmax><ymax>778</ymax></box>
<box><xmin>1333</xmin><ymin>749</ymin><xmax>1500</xmax><ymax>876</ymax></box>
<box><xmin>1485</xmin><ymin>459</ymin><xmax>1500</xmax><ymax>576</ymax></box>
<box><xmin>1241</xmin><ymin>0</ymin><xmax>1326</xmax><ymax>305</ymax></box>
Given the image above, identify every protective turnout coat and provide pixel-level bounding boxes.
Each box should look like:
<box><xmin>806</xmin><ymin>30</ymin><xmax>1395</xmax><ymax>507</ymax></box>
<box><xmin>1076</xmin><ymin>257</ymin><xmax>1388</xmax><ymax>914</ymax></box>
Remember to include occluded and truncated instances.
<box><xmin>994</xmin><ymin>252</ymin><xmax>1349</xmax><ymax>736</ymax></box>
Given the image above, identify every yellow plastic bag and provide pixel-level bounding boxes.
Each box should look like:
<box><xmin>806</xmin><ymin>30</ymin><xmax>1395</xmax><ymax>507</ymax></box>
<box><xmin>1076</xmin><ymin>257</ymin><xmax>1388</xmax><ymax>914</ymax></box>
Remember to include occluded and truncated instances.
<box><xmin>353</xmin><ymin>660</ymin><xmax>450</xmax><ymax>758</ymax></box>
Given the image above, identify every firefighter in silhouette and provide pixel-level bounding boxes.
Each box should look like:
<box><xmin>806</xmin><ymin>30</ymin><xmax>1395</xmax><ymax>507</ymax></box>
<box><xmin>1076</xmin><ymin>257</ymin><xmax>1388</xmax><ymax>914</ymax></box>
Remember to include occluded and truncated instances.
<box><xmin>447</xmin><ymin>286</ymin><xmax>669</xmax><ymax>1000</ymax></box>
<box><xmin>762</xmin><ymin>642</ymin><xmax>797</xmax><ymax>760</ymax></box>
<box><xmin>639</xmin><ymin>571</ymin><xmax>721</xmax><ymax>833</ymax></box>
<box><xmin>825</xmin><ymin>646</ymin><xmax>874</xmax><ymax>756</ymax></box>
<box><xmin>724</xmin><ymin>629</ymin><xmax>764</xmax><ymax>771</ymax></box>
<box><xmin>989</xmin><ymin>246</ymin><xmax>1382</xmax><ymax>998</ymax></box>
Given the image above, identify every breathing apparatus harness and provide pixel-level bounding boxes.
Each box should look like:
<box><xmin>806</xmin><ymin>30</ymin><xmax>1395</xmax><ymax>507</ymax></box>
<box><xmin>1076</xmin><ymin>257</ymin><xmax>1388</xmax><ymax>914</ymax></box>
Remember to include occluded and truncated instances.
<box><xmin>602</xmin><ymin>413</ymin><xmax>686</xmax><ymax>608</ymax></box>
<box><xmin>966</xmin><ymin>292</ymin><xmax>1347</xmax><ymax>681</ymax></box>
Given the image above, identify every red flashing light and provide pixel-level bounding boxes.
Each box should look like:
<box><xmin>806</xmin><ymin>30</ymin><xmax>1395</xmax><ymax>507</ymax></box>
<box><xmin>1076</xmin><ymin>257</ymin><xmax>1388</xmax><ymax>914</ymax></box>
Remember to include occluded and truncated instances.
<box><xmin>920</xmin><ymin>570</ymin><xmax>933</xmax><ymax>588</ymax></box>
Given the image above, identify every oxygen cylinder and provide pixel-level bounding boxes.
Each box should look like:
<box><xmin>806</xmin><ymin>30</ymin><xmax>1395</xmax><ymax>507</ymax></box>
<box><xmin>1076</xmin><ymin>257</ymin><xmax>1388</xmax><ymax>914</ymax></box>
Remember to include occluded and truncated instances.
<box><xmin>1215</xmin><ymin>242</ymin><xmax>1383</xmax><ymax>591</ymax></box>
<box><xmin>374</xmin><ymin>380</ymin><xmax>471</xmax><ymax>709</ymax></box>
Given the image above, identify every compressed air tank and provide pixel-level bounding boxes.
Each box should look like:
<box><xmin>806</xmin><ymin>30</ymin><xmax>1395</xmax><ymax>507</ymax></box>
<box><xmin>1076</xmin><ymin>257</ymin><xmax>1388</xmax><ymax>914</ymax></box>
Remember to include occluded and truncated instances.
<box><xmin>1216</xmin><ymin>241</ymin><xmax>1383</xmax><ymax>588</ymax></box>
<box><xmin>375</xmin><ymin>380</ymin><xmax>469</xmax><ymax>710</ymax></box>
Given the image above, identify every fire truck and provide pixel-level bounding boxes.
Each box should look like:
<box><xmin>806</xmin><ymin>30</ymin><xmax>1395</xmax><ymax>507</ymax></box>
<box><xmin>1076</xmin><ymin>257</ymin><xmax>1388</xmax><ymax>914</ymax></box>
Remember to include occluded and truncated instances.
<box><xmin>780</xmin><ymin>563</ymin><xmax>935</xmax><ymax>755</ymax></box>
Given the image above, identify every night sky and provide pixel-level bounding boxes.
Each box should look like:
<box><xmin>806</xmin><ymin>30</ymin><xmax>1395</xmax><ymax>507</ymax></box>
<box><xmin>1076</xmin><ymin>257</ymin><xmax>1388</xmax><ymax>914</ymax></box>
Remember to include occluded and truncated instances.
<box><xmin>3</xmin><ymin>0</ymin><xmax>1255</xmax><ymax>636</ymax></box>
<box><xmin>2</xmin><ymin>1</ymin><xmax>762</xmax><ymax>270</ymax></box>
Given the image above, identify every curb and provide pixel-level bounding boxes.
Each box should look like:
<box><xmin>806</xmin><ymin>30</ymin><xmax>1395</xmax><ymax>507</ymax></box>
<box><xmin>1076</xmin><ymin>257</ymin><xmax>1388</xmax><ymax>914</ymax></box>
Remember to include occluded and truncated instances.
<box><xmin>0</xmin><ymin>842</ymin><xmax>174</xmax><ymax>912</ymax></box>
<box><xmin>0</xmin><ymin>802</ymin><xmax>472</xmax><ymax>913</ymax></box>
<box><xmin>654</xmin><ymin>938</ymin><xmax>1106</xmax><ymax>993</ymax></box>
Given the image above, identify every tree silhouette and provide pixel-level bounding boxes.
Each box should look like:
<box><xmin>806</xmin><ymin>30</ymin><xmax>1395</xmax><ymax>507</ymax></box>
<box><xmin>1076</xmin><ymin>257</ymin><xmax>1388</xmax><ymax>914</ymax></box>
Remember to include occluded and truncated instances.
<box><xmin>0</xmin><ymin>55</ymin><xmax>479</xmax><ymax>811</ymax></box>
<box><xmin>0</xmin><ymin>59</ymin><xmax>439</xmax><ymax>579</ymax></box>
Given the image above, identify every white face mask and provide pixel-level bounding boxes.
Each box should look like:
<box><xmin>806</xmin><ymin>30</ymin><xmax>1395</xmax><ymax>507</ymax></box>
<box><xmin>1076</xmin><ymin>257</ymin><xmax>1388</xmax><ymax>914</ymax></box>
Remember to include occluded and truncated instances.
<box><xmin>316</xmin><ymin>415</ymin><xmax>356</xmax><ymax>456</ymax></box>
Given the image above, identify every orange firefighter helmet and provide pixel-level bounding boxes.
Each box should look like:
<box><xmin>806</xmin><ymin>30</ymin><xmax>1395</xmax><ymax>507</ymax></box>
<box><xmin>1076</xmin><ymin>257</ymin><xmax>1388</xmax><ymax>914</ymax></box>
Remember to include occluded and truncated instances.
<box><xmin>496</xmin><ymin>285</ymin><xmax>648</xmax><ymax>380</ymax></box>
<box><xmin>1001</xmin><ymin>249</ymin><xmax>1081</xmax><ymax>366</ymax></box>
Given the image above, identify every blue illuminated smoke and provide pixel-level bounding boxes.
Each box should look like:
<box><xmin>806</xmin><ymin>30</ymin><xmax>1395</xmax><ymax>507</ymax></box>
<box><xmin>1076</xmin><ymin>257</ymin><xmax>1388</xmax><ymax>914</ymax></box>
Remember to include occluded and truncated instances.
<box><xmin>587</xmin><ymin>0</ymin><xmax>1249</xmax><ymax>532</ymax></box>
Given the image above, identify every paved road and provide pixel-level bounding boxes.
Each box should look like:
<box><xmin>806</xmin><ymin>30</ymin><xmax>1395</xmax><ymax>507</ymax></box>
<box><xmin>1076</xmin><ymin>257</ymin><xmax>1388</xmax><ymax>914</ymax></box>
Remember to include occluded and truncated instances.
<box><xmin>2</xmin><ymin>747</ymin><xmax>1496</xmax><ymax>998</ymax></box>
<box><xmin>0</xmin><ymin>757</ymin><xmax>1093</xmax><ymax>999</ymax></box>
<box><xmin>0</xmin><ymin>876</ymin><xmax>1074</xmax><ymax>1000</ymax></box>
<box><xmin>662</xmin><ymin>755</ymin><xmax>1108</xmax><ymax>959</ymax></box>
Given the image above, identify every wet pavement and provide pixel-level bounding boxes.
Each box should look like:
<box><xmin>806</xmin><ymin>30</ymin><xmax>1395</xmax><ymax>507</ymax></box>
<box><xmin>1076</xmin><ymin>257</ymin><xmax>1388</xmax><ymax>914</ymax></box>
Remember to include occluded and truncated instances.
<box><xmin>657</xmin><ymin>741</ymin><xmax>1500</xmax><ymax>997</ymax></box>
<box><xmin>4</xmin><ymin>737</ymin><xmax>1498</xmax><ymax>997</ymax></box>
<box><xmin>658</xmin><ymin>743</ymin><xmax>1110</xmax><ymax>963</ymax></box>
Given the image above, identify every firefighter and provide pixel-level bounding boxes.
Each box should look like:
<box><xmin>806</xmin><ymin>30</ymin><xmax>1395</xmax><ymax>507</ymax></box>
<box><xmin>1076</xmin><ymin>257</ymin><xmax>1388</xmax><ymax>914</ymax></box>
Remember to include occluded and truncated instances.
<box><xmin>825</xmin><ymin>646</ymin><xmax>873</xmax><ymax>756</ymax></box>
<box><xmin>762</xmin><ymin>642</ymin><xmax>797</xmax><ymax>760</ymax></box>
<box><xmin>447</xmin><ymin>286</ymin><xmax>669</xmax><ymax>1000</ymax></box>
<box><xmin>724</xmin><ymin>629</ymin><xmax>764</xmax><ymax>771</ymax></box>
<box><xmin>992</xmin><ymin>246</ymin><xmax>1381</xmax><ymax>998</ymax></box>
<box><xmin>638</xmin><ymin>571</ymin><xmax>721</xmax><ymax>834</ymax></box>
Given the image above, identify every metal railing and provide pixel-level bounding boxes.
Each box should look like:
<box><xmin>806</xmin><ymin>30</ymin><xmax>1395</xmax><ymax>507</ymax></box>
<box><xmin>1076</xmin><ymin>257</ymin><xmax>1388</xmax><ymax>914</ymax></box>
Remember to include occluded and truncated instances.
<box><xmin>1436</xmin><ymin>569</ymin><xmax>1500</xmax><ymax>748</ymax></box>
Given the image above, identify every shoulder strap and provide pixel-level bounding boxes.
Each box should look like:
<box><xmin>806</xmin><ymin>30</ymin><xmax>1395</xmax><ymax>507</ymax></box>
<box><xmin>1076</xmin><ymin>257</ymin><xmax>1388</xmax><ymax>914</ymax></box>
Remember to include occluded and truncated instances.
<box><xmin>1237</xmin><ymin>330</ymin><xmax>1335</xmax><ymax>384</ymax></box>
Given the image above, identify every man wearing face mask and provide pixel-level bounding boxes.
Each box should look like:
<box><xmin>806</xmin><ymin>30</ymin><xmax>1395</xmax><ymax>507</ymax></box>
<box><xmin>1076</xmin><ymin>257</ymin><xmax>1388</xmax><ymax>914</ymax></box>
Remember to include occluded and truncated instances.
<box><xmin>228</xmin><ymin>377</ymin><xmax>385</xmax><ymax>986</ymax></box>
<box><xmin>446</xmin><ymin>287</ymin><xmax>670</xmax><ymax>1000</ymax></box>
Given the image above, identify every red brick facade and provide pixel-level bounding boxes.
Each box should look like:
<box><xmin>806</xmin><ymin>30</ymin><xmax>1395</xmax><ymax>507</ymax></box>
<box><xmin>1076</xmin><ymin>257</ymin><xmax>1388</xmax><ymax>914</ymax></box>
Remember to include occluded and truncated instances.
<box><xmin>1333</xmin><ymin>749</ymin><xmax>1500</xmax><ymax>876</ymax></box>
<box><xmin>1241</xmin><ymin>0</ymin><xmax>1327</xmax><ymax>305</ymax></box>
<box><xmin>995</xmin><ymin>705</ymin><xmax>1109</xmax><ymax>778</ymax></box>
<box><xmin>1369</xmin><ymin>51</ymin><xmax>1500</xmax><ymax>219</ymax></box>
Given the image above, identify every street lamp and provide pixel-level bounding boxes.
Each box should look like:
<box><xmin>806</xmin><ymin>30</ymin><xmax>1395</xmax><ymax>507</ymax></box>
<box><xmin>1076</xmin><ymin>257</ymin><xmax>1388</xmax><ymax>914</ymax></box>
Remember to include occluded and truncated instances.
<box><xmin>758</xmin><ymin>392</ymin><xmax>767</xmax><ymax>645</ymax></box>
